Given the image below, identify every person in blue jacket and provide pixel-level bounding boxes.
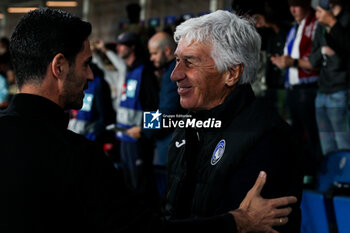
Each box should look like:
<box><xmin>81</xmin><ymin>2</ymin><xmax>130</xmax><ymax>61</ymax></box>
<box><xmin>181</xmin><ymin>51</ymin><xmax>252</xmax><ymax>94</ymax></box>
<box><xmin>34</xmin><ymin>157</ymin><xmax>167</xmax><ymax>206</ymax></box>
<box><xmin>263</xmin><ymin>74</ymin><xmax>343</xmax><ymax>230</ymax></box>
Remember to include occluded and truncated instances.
<box><xmin>127</xmin><ymin>32</ymin><xmax>185</xmax><ymax>196</ymax></box>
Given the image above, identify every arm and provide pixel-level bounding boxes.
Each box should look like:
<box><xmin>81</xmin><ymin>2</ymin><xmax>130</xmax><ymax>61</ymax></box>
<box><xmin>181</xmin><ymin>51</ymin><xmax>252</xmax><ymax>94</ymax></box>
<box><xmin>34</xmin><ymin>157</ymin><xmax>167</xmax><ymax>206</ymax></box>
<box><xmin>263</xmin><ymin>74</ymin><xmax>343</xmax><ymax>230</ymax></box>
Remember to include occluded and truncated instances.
<box><xmin>161</xmin><ymin>171</ymin><xmax>297</xmax><ymax>233</ymax></box>
<box><xmin>253</xmin><ymin>14</ymin><xmax>280</xmax><ymax>34</ymax></box>
<box><xmin>308</xmin><ymin>25</ymin><xmax>323</xmax><ymax>69</ymax></box>
<box><xmin>105</xmin><ymin>50</ymin><xmax>127</xmax><ymax>74</ymax></box>
<box><xmin>326</xmin><ymin>22</ymin><xmax>350</xmax><ymax>55</ymax></box>
<box><xmin>231</xmin><ymin>171</ymin><xmax>296</xmax><ymax>233</ymax></box>
<box><xmin>271</xmin><ymin>54</ymin><xmax>314</xmax><ymax>70</ymax></box>
<box><xmin>78</xmin><ymin>139</ymin><xmax>297</xmax><ymax>233</ymax></box>
<box><xmin>94</xmin><ymin>39</ymin><xmax>127</xmax><ymax>73</ymax></box>
<box><xmin>220</xmin><ymin>125</ymin><xmax>302</xmax><ymax>233</ymax></box>
<box><xmin>316</xmin><ymin>6</ymin><xmax>350</xmax><ymax>59</ymax></box>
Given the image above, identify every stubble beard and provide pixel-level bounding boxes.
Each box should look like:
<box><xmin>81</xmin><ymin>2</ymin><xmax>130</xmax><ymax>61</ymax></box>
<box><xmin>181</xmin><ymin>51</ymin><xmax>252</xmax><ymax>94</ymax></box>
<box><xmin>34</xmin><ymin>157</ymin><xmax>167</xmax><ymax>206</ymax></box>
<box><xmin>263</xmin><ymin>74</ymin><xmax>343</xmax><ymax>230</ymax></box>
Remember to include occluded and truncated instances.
<box><xmin>61</xmin><ymin>70</ymin><xmax>85</xmax><ymax>110</ymax></box>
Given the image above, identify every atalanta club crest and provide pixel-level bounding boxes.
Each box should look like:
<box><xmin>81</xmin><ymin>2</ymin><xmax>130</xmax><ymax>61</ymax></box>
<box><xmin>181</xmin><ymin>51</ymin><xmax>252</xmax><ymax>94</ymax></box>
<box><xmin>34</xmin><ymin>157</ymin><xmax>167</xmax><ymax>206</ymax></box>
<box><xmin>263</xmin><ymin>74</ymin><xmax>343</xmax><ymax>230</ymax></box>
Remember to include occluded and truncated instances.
<box><xmin>211</xmin><ymin>139</ymin><xmax>226</xmax><ymax>165</ymax></box>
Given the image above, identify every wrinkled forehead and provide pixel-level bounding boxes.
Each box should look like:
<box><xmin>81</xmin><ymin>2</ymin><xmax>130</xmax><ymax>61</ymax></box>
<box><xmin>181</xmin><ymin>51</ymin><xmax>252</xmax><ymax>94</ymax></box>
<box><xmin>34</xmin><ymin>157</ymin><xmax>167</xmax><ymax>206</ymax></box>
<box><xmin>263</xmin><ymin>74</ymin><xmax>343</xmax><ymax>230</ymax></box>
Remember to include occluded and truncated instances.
<box><xmin>175</xmin><ymin>38</ymin><xmax>212</xmax><ymax>56</ymax></box>
<box><xmin>177</xmin><ymin>36</ymin><xmax>211</xmax><ymax>47</ymax></box>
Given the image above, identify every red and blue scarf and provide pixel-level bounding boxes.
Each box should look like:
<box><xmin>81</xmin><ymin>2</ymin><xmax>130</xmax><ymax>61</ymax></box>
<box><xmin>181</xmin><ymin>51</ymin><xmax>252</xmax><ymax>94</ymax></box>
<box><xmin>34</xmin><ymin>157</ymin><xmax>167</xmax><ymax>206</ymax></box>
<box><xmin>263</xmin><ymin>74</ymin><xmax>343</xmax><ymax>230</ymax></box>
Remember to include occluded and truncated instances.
<box><xmin>285</xmin><ymin>11</ymin><xmax>319</xmax><ymax>87</ymax></box>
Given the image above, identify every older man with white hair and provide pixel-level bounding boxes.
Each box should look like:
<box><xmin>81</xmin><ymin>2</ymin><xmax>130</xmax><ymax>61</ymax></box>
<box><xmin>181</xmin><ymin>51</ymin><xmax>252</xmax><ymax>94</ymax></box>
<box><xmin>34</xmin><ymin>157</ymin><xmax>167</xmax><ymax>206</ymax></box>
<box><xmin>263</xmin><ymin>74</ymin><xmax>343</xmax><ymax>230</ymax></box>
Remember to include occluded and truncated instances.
<box><xmin>166</xmin><ymin>10</ymin><xmax>302</xmax><ymax>233</ymax></box>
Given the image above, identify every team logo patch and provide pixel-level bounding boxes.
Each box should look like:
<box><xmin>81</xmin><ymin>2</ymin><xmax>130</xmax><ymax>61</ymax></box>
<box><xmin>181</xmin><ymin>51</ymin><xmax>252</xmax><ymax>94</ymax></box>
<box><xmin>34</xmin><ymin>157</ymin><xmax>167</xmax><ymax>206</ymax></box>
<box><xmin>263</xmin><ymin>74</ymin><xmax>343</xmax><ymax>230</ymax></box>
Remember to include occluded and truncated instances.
<box><xmin>175</xmin><ymin>139</ymin><xmax>186</xmax><ymax>148</ymax></box>
<box><xmin>211</xmin><ymin>139</ymin><xmax>226</xmax><ymax>165</ymax></box>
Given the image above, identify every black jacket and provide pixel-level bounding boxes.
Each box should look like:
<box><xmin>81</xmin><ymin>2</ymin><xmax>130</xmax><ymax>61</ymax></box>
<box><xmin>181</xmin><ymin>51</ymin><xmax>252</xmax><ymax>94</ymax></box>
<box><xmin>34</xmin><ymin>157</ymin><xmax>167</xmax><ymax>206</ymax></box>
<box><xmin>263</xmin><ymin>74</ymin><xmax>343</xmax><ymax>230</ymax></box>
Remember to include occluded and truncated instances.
<box><xmin>308</xmin><ymin>9</ymin><xmax>350</xmax><ymax>93</ymax></box>
<box><xmin>0</xmin><ymin>93</ymin><xmax>237</xmax><ymax>233</ymax></box>
<box><xmin>165</xmin><ymin>84</ymin><xmax>303</xmax><ymax>233</ymax></box>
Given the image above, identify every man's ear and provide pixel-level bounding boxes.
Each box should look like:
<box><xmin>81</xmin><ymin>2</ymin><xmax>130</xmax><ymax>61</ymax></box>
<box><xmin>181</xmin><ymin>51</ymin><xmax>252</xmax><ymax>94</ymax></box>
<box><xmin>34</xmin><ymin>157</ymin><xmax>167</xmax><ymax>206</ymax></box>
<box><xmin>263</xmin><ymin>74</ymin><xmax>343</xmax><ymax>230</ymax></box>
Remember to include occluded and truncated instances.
<box><xmin>164</xmin><ymin>46</ymin><xmax>172</xmax><ymax>57</ymax></box>
<box><xmin>51</xmin><ymin>53</ymin><xmax>68</xmax><ymax>80</ymax></box>
<box><xmin>225</xmin><ymin>64</ymin><xmax>244</xmax><ymax>87</ymax></box>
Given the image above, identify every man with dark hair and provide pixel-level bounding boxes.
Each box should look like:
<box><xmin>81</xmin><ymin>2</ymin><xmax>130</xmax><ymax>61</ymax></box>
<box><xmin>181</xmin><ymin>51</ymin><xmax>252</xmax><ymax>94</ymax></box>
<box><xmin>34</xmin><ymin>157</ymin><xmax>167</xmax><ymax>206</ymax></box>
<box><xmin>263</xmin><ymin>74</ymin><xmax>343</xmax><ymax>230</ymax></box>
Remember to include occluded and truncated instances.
<box><xmin>10</xmin><ymin>9</ymin><xmax>91</xmax><ymax>92</ymax></box>
<box><xmin>0</xmin><ymin>8</ymin><xmax>297</xmax><ymax>233</ymax></box>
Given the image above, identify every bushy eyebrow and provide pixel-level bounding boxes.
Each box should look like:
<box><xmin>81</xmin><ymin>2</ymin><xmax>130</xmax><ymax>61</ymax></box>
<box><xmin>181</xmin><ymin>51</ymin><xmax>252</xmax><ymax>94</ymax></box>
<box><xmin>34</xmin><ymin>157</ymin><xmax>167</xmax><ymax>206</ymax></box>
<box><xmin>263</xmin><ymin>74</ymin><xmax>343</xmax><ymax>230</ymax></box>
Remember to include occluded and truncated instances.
<box><xmin>184</xmin><ymin>56</ymin><xmax>200</xmax><ymax>62</ymax></box>
<box><xmin>175</xmin><ymin>54</ymin><xmax>201</xmax><ymax>63</ymax></box>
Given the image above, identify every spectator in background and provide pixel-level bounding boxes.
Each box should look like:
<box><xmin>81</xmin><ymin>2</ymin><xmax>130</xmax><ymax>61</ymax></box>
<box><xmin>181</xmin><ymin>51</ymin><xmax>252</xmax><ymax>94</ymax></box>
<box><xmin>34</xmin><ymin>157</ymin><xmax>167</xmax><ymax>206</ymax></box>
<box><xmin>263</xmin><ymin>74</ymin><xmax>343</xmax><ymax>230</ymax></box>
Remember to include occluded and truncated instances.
<box><xmin>115</xmin><ymin>31</ymin><xmax>159</xmax><ymax>201</ymax></box>
<box><xmin>0</xmin><ymin>37</ymin><xmax>12</xmax><ymax>78</ymax></box>
<box><xmin>127</xmin><ymin>32</ymin><xmax>185</xmax><ymax>197</ymax></box>
<box><xmin>271</xmin><ymin>0</ymin><xmax>322</xmax><ymax>186</ymax></box>
<box><xmin>0</xmin><ymin>37</ymin><xmax>16</xmax><ymax>103</ymax></box>
<box><xmin>68</xmin><ymin>62</ymin><xmax>116</xmax><ymax>149</ymax></box>
<box><xmin>121</xmin><ymin>3</ymin><xmax>150</xmax><ymax>48</ymax></box>
<box><xmin>252</xmin><ymin>0</ymin><xmax>292</xmax><ymax>117</ymax></box>
<box><xmin>92</xmin><ymin>40</ymin><xmax>127</xmax><ymax>122</ymax></box>
<box><xmin>91</xmin><ymin>40</ymin><xmax>127</xmax><ymax>161</ymax></box>
<box><xmin>321</xmin><ymin>0</ymin><xmax>350</xmax><ymax>76</ymax></box>
<box><xmin>0</xmin><ymin>73</ymin><xmax>8</xmax><ymax>109</ymax></box>
<box><xmin>231</xmin><ymin>0</ymin><xmax>292</xmax><ymax>113</ymax></box>
<box><xmin>308</xmin><ymin>0</ymin><xmax>350</xmax><ymax>155</ymax></box>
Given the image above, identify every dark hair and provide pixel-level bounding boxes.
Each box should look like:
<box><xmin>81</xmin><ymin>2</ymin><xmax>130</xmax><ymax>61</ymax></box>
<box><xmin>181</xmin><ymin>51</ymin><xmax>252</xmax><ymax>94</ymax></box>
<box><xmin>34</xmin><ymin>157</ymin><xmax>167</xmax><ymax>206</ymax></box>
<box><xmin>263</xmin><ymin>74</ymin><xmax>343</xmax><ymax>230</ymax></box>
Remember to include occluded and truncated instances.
<box><xmin>10</xmin><ymin>8</ymin><xmax>92</xmax><ymax>89</ymax></box>
<box><xmin>288</xmin><ymin>0</ymin><xmax>311</xmax><ymax>8</ymax></box>
<box><xmin>126</xmin><ymin>3</ymin><xmax>141</xmax><ymax>23</ymax></box>
<box><xmin>330</xmin><ymin>0</ymin><xmax>348</xmax><ymax>7</ymax></box>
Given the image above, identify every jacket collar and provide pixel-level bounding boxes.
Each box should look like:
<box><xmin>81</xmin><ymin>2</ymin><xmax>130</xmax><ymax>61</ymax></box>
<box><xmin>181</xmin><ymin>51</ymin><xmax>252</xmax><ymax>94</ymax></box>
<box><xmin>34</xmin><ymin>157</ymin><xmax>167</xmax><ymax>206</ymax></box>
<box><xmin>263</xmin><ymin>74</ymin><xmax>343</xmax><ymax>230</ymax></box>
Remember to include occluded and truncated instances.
<box><xmin>190</xmin><ymin>84</ymin><xmax>255</xmax><ymax>130</ymax></box>
<box><xmin>4</xmin><ymin>93</ymin><xmax>69</xmax><ymax>129</ymax></box>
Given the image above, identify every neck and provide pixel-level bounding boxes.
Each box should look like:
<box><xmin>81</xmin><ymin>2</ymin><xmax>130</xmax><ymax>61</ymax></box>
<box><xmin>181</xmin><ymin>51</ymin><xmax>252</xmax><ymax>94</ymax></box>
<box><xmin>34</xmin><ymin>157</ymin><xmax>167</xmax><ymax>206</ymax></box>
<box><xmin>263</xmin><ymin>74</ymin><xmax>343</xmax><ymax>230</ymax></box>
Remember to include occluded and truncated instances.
<box><xmin>19</xmin><ymin>80</ymin><xmax>61</xmax><ymax>108</ymax></box>
<box><xmin>125</xmin><ymin>53</ymin><xmax>136</xmax><ymax>67</ymax></box>
<box><xmin>297</xmin><ymin>10</ymin><xmax>309</xmax><ymax>24</ymax></box>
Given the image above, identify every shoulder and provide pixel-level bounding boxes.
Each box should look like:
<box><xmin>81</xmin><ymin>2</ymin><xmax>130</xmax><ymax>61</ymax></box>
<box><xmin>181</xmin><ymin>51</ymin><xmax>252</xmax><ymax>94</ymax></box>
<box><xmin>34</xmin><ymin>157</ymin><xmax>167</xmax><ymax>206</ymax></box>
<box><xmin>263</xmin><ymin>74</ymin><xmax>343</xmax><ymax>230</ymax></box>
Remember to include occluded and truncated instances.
<box><xmin>232</xmin><ymin>98</ymin><xmax>289</xmax><ymax>132</ymax></box>
<box><xmin>339</xmin><ymin>10</ymin><xmax>350</xmax><ymax>27</ymax></box>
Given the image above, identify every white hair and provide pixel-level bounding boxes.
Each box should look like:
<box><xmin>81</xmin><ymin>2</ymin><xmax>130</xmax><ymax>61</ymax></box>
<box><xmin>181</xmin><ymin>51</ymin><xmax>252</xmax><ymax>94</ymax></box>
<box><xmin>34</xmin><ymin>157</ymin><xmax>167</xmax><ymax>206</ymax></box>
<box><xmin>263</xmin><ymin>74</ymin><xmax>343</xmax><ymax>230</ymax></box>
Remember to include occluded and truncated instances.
<box><xmin>174</xmin><ymin>10</ymin><xmax>261</xmax><ymax>84</ymax></box>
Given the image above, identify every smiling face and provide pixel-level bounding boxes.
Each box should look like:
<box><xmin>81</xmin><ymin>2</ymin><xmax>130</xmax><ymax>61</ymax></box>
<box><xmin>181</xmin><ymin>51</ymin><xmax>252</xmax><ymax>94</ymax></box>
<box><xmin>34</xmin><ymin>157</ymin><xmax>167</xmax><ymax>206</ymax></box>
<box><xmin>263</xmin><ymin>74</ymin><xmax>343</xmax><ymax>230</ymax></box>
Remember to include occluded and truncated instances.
<box><xmin>60</xmin><ymin>39</ymin><xmax>93</xmax><ymax>110</ymax></box>
<box><xmin>170</xmin><ymin>38</ymin><xmax>233</xmax><ymax>111</ymax></box>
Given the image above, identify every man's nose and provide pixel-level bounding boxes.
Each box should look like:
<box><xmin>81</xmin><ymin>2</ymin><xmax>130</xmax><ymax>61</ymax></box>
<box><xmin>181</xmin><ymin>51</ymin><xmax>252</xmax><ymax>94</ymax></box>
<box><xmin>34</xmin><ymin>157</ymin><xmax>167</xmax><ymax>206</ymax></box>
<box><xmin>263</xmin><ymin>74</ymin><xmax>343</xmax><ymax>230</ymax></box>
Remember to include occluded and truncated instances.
<box><xmin>170</xmin><ymin>61</ymin><xmax>185</xmax><ymax>82</ymax></box>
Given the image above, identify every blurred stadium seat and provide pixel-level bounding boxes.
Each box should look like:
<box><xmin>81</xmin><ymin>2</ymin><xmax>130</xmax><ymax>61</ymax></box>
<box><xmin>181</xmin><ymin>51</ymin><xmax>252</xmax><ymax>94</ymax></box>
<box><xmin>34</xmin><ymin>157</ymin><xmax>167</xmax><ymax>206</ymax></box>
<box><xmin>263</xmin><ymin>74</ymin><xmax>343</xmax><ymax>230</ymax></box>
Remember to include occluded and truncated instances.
<box><xmin>317</xmin><ymin>150</ymin><xmax>350</xmax><ymax>192</ymax></box>
<box><xmin>333</xmin><ymin>196</ymin><xmax>350</xmax><ymax>233</ymax></box>
<box><xmin>300</xmin><ymin>190</ymin><xmax>330</xmax><ymax>233</ymax></box>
